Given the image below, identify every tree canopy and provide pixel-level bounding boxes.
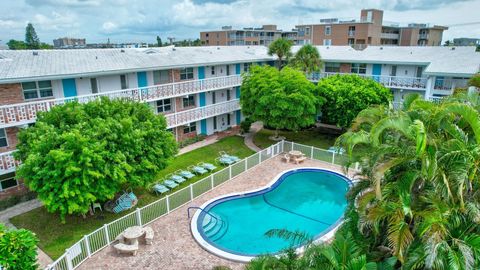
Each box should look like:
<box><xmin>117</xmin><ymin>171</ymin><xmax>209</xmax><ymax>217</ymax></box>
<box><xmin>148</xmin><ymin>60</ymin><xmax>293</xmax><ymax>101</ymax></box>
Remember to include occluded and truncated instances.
<box><xmin>240</xmin><ymin>65</ymin><xmax>323</xmax><ymax>136</ymax></box>
<box><xmin>14</xmin><ymin>98</ymin><xmax>177</xmax><ymax>222</ymax></box>
<box><xmin>316</xmin><ymin>74</ymin><xmax>392</xmax><ymax>128</ymax></box>
<box><xmin>25</xmin><ymin>23</ymin><xmax>40</xmax><ymax>49</ymax></box>
<box><xmin>290</xmin><ymin>44</ymin><xmax>322</xmax><ymax>74</ymax></box>
<box><xmin>268</xmin><ymin>38</ymin><xmax>293</xmax><ymax>69</ymax></box>
<box><xmin>0</xmin><ymin>224</ymin><xmax>39</xmax><ymax>270</ymax></box>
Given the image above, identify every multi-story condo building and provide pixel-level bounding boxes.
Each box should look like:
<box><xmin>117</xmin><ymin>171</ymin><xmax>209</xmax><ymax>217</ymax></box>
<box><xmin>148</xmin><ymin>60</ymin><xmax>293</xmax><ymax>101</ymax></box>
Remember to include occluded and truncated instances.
<box><xmin>295</xmin><ymin>9</ymin><xmax>448</xmax><ymax>46</ymax></box>
<box><xmin>200</xmin><ymin>25</ymin><xmax>285</xmax><ymax>46</ymax></box>
<box><xmin>0</xmin><ymin>45</ymin><xmax>478</xmax><ymax>199</ymax></box>
<box><xmin>453</xmin><ymin>38</ymin><xmax>480</xmax><ymax>46</ymax></box>
<box><xmin>53</xmin><ymin>37</ymin><xmax>87</xmax><ymax>49</ymax></box>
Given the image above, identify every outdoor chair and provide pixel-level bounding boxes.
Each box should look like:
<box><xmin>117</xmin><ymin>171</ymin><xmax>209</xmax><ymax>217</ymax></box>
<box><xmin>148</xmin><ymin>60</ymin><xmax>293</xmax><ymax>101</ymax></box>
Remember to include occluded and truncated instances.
<box><xmin>188</xmin><ymin>165</ymin><xmax>208</xmax><ymax>175</ymax></box>
<box><xmin>199</xmin><ymin>162</ymin><xmax>217</xmax><ymax>171</ymax></box>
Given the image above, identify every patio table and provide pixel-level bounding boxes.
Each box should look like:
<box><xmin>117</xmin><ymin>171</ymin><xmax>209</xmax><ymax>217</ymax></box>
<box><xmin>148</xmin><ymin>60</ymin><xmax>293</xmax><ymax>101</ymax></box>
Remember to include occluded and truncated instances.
<box><xmin>123</xmin><ymin>226</ymin><xmax>145</xmax><ymax>245</ymax></box>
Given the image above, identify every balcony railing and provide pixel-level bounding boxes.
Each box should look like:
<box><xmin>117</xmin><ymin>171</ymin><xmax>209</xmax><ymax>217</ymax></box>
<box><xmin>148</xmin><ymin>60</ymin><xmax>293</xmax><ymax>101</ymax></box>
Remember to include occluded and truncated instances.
<box><xmin>0</xmin><ymin>151</ymin><xmax>18</xmax><ymax>174</ymax></box>
<box><xmin>434</xmin><ymin>78</ymin><xmax>469</xmax><ymax>91</ymax></box>
<box><xmin>308</xmin><ymin>72</ymin><xmax>427</xmax><ymax>90</ymax></box>
<box><xmin>0</xmin><ymin>75</ymin><xmax>242</xmax><ymax>129</ymax></box>
<box><xmin>165</xmin><ymin>99</ymin><xmax>240</xmax><ymax>128</ymax></box>
<box><xmin>380</xmin><ymin>33</ymin><xmax>400</xmax><ymax>39</ymax></box>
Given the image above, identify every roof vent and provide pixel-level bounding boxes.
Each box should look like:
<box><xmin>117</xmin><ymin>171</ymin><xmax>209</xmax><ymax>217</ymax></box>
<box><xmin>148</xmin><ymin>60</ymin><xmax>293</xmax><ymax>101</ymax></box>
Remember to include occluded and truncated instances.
<box><xmin>326</xmin><ymin>46</ymin><xmax>330</xmax><ymax>49</ymax></box>
<box><xmin>172</xmin><ymin>48</ymin><xmax>176</xmax><ymax>51</ymax></box>
<box><xmin>217</xmin><ymin>47</ymin><xmax>220</xmax><ymax>50</ymax></box>
<box><xmin>451</xmin><ymin>47</ymin><xmax>456</xmax><ymax>50</ymax></box>
<box><xmin>120</xmin><ymin>49</ymin><xmax>125</xmax><ymax>53</ymax></box>
<box><xmin>380</xmin><ymin>47</ymin><xmax>383</xmax><ymax>50</ymax></box>
<box><xmin>95</xmin><ymin>56</ymin><xmax>98</xmax><ymax>59</ymax></box>
<box><xmin>32</xmin><ymin>51</ymin><xmax>38</xmax><ymax>56</ymax></box>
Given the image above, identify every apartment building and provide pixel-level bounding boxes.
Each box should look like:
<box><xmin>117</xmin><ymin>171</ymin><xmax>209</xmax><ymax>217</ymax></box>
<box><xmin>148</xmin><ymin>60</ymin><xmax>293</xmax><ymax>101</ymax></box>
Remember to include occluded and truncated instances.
<box><xmin>0</xmin><ymin>45</ymin><xmax>478</xmax><ymax>199</ymax></box>
<box><xmin>454</xmin><ymin>38</ymin><xmax>480</xmax><ymax>46</ymax></box>
<box><xmin>295</xmin><ymin>9</ymin><xmax>448</xmax><ymax>47</ymax></box>
<box><xmin>53</xmin><ymin>37</ymin><xmax>87</xmax><ymax>49</ymax></box>
<box><xmin>200</xmin><ymin>25</ymin><xmax>284</xmax><ymax>46</ymax></box>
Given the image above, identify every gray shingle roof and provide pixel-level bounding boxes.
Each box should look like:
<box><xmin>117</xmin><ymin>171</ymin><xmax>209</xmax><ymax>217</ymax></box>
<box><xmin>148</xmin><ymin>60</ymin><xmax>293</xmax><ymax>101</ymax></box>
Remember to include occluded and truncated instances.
<box><xmin>0</xmin><ymin>45</ymin><xmax>478</xmax><ymax>83</ymax></box>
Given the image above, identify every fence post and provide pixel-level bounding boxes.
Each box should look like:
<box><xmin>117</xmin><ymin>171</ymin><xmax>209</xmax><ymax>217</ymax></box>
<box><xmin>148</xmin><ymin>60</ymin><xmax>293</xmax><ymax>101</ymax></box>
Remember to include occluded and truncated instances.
<box><xmin>310</xmin><ymin>146</ymin><xmax>314</xmax><ymax>159</ymax></box>
<box><xmin>245</xmin><ymin>158</ymin><xmax>248</xmax><ymax>171</ymax></box>
<box><xmin>190</xmin><ymin>184</ymin><xmax>194</xmax><ymax>200</ymax></box>
<box><xmin>332</xmin><ymin>152</ymin><xmax>336</xmax><ymax>165</ymax></box>
<box><xmin>84</xmin><ymin>235</ymin><xmax>91</xmax><ymax>258</ymax></box>
<box><xmin>66</xmin><ymin>250</ymin><xmax>73</xmax><ymax>270</ymax></box>
<box><xmin>103</xmin><ymin>224</ymin><xmax>110</xmax><ymax>243</ymax></box>
<box><xmin>229</xmin><ymin>165</ymin><xmax>232</xmax><ymax>179</ymax></box>
<box><xmin>136</xmin><ymin>208</ymin><xmax>142</xmax><ymax>226</ymax></box>
<box><xmin>166</xmin><ymin>195</ymin><xmax>170</xmax><ymax>214</ymax></box>
<box><xmin>291</xmin><ymin>141</ymin><xmax>294</xmax><ymax>151</ymax></box>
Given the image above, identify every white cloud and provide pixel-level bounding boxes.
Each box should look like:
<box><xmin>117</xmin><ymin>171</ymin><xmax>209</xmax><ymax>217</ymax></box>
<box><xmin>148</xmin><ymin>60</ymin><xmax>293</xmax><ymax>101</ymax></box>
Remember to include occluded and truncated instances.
<box><xmin>102</xmin><ymin>21</ymin><xmax>118</xmax><ymax>32</ymax></box>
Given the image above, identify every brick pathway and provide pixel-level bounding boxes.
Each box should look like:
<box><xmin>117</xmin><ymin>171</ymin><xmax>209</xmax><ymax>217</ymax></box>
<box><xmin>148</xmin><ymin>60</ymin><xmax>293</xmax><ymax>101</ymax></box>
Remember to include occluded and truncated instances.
<box><xmin>78</xmin><ymin>156</ymin><xmax>354</xmax><ymax>270</ymax></box>
<box><xmin>243</xmin><ymin>121</ymin><xmax>263</xmax><ymax>152</ymax></box>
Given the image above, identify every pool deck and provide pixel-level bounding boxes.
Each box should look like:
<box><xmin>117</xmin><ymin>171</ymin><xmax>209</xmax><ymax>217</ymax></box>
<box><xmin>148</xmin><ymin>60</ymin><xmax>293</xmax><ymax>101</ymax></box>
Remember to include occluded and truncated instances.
<box><xmin>78</xmin><ymin>156</ymin><xmax>355</xmax><ymax>270</ymax></box>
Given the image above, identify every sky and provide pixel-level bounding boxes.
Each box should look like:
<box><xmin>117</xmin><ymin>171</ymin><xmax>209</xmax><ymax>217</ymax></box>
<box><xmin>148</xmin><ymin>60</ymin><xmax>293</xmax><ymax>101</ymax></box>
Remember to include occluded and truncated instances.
<box><xmin>1</xmin><ymin>0</ymin><xmax>480</xmax><ymax>45</ymax></box>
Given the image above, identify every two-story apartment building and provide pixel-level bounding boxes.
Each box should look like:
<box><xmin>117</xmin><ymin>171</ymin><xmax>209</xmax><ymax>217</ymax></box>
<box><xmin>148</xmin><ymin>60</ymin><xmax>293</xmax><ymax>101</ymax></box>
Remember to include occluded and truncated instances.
<box><xmin>0</xmin><ymin>45</ymin><xmax>478</xmax><ymax>199</ymax></box>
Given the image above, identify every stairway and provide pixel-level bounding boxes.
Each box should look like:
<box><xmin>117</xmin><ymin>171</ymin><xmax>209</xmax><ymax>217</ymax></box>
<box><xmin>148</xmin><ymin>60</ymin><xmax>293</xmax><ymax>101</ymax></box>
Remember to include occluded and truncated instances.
<box><xmin>202</xmin><ymin>212</ymin><xmax>229</xmax><ymax>242</ymax></box>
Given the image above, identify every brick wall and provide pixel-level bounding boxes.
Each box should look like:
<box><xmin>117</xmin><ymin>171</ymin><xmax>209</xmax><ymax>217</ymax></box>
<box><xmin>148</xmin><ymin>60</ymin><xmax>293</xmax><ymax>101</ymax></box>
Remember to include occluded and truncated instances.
<box><xmin>0</xmin><ymin>127</ymin><xmax>20</xmax><ymax>153</ymax></box>
<box><xmin>0</xmin><ymin>83</ymin><xmax>24</xmax><ymax>105</ymax></box>
<box><xmin>169</xmin><ymin>69</ymin><xmax>181</xmax><ymax>83</ymax></box>
<box><xmin>0</xmin><ymin>180</ymin><xmax>29</xmax><ymax>200</ymax></box>
<box><xmin>175</xmin><ymin>126</ymin><xmax>197</xmax><ymax>141</ymax></box>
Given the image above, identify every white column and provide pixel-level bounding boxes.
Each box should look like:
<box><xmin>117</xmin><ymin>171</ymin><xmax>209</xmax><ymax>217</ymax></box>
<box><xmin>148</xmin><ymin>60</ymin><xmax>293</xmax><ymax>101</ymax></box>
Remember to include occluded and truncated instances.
<box><xmin>425</xmin><ymin>76</ymin><xmax>435</xmax><ymax>100</ymax></box>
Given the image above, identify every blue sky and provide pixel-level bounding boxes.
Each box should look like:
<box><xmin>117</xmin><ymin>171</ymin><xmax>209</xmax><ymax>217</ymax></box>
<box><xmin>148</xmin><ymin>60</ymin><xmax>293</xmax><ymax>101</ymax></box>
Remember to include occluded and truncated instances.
<box><xmin>1</xmin><ymin>0</ymin><xmax>479</xmax><ymax>45</ymax></box>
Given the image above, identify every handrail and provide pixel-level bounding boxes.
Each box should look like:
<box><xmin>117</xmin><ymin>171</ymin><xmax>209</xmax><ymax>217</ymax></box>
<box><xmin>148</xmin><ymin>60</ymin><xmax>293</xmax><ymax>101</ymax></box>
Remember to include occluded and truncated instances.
<box><xmin>187</xmin><ymin>206</ymin><xmax>224</xmax><ymax>224</ymax></box>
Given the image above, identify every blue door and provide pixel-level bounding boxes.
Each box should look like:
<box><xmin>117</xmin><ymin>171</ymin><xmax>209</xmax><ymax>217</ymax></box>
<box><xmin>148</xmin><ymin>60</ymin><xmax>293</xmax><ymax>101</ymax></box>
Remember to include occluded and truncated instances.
<box><xmin>137</xmin><ymin>72</ymin><xmax>147</xmax><ymax>87</ymax></box>
<box><xmin>372</xmin><ymin>64</ymin><xmax>382</xmax><ymax>82</ymax></box>
<box><xmin>198</xmin><ymin>66</ymin><xmax>205</xmax><ymax>80</ymax></box>
<box><xmin>62</xmin><ymin>79</ymin><xmax>77</xmax><ymax>98</ymax></box>
<box><xmin>199</xmin><ymin>93</ymin><xmax>206</xmax><ymax>107</ymax></box>
<box><xmin>200</xmin><ymin>119</ymin><xmax>207</xmax><ymax>135</ymax></box>
<box><xmin>235</xmin><ymin>64</ymin><xmax>241</xmax><ymax>75</ymax></box>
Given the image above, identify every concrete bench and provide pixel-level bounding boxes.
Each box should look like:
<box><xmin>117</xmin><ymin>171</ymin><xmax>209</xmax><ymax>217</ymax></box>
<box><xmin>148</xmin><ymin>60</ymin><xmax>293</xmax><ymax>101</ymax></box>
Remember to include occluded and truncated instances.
<box><xmin>144</xmin><ymin>226</ymin><xmax>154</xmax><ymax>245</ymax></box>
<box><xmin>113</xmin><ymin>243</ymin><xmax>138</xmax><ymax>256</ymax></box>
<box><xmin>294</xmin><ymin>156</ymin><xmax>307</xmax><ymax>164</ymax></box>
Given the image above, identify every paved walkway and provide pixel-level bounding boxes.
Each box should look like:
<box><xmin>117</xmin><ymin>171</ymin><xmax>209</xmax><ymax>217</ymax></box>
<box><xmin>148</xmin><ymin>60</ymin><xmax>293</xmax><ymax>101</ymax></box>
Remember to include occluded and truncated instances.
<box><xmin>0</xmin><ymin>199</ymin><xmax>53</xmax><ymax>268</ymax></box>
<box><xmin>243</xmin><ymin>121</ymin><xmax>263</xmax><ymax>152</ymax></box>
<box><xmin>78</xmin><ymin>156</ymin><xmax>355</xmax><ymax>270</ymax></box>
<box><xmin>178</xmin><ymin>134</ymin><xmax>219</xmax><ymax>155</ymax></box>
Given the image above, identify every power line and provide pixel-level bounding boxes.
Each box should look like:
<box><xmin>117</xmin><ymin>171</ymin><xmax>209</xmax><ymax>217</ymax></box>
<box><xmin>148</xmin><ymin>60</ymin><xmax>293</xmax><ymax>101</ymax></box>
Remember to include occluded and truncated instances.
<box><xmin>447</xmin><ymin>21</ymin><xmax>480</xmax><ymax>27</ymax></box>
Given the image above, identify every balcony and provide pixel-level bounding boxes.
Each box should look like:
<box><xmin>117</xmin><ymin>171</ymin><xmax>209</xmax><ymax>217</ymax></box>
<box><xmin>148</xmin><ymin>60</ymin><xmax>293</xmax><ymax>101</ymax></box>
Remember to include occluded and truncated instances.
<box><xmin>165</xmin><ymin>99</ymin><xmax>240</xmax><ymax>128</ymax></box>
<box><xmin>0</xmin><ymin>75</ymin><xmax>242</xmax><ymax>129</ymax></box>
<box><xmin>348</xmin><ymin>30</ymin><xmax>355</xmax><ymax>37</ymax></box>
<box><xmin>419</xmin><ymin>33</ymin><xmax>429</xmax><ymax>40</ymax></box>
<box><xmin>308</xmin><ymin>72</ymin><xmax>427</xmax><ymax>90</ymax></box>
<box><xmin>434</xmin><ymin>78</ymin><xmax>468</xmax><ymax>91</ymax></box>
<box><xmin>380</xmin><ymin>33</ymin><xmax>400</xmax><ymax>39</ymax></box>
<box><xmin>0</xmin><ymin>151</ymin><xmax>18</xmax><ymax>175</ymax></box>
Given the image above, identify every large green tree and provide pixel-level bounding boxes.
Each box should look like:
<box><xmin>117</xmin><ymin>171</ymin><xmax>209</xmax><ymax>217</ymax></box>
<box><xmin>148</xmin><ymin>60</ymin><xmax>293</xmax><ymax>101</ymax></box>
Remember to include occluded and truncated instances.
<box><xmin>317</xmin><ymin>74</ymin><xmax>392</xmax><ymax>128</ymax></box>
<box><xmin>290</xmin><ymin>44</ymin><xmax>322</xmax><ymax>74</ymax></box>
<box><xmin>14</xmin><ymin>98</ymin><xmax>177</xmax><ymax>222</ymax></box>
<box><xmin>268</xmin><ymin>38</ymin><xmax>293</xmax><ymax>70</ymax></box>
<box><xmin>240</xmin><ymin>65</ymin><xmax>323</xmax><ymax>138</ymax></box>
<box><xmin>25</xmin><ymin>23</ymin><xmax>40</xmax><ymax>49</ymax></box>
<box><xmin>0</xmin><ymin>224</ymin><xmax>39</xmax><ymax>270</ymax></box>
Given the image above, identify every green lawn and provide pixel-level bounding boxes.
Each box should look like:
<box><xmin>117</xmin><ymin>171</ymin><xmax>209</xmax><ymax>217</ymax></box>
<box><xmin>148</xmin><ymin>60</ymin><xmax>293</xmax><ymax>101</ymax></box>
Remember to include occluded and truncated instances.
<box><xmin>253</xmin><ymin>128</ymin><xmax>339</xmax><ymax>150</ymax></box>
<box><xmin>10</xmin><ymin>136</ymin><xmax>254</xmax><ymax>259</ymax></box>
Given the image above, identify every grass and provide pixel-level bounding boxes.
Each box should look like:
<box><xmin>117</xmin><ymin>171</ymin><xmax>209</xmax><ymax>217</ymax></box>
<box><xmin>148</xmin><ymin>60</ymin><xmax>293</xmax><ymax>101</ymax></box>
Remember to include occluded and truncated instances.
<box><xmin>10</xmin><ymin>136</ymin><xmax>254</xmax><ymax>259</ymax></box>
<box><xmin>253</xmin><ymin>128</ymin><xmax>340</xmax><ymax>150</ymax></box>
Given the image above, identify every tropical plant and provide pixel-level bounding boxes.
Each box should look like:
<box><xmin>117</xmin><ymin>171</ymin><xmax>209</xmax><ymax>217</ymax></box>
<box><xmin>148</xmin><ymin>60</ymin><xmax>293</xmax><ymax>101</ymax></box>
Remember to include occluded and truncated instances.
<box><xmin>0</xmin><ymin>224</ymin><xmax>39</xmax><ymax>270</ymax></box>
<box><xmin>240</xmin><ymin>65</ymin><xmax>323</xmax><ymax>138</ymax></box>
<box><xmin>290</xmin><ymin>44</ymin><xmax>323</xmax><ymax>74</ymax></box>
<box><xmin>268</xmin><ymin>38</ymin><xmax>293</xmax><ymax>69</ymax></box>
<box><xmin>335</xmin><ymin>93</ymin><xmax>480</xmax><ymax>269</ymax></box>
<box><xmin>316</xmin><ymin>74</ymin><xmax>392</xmax><ymax>129</ymax></box>
<box><xmin>468</xmin><ymin>73</ymin><xmax>480</xmax><ymax>88</ymax></box>
<box><xmin>14</xmin><ymin>98</ymin><xmax>177</xmax><ymax>222</ymax></box>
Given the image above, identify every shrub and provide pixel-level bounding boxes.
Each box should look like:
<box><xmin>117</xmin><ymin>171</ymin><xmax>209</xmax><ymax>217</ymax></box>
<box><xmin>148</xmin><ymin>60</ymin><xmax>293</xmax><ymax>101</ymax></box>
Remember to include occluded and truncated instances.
<box><xmin>0</xmin><ymin>224</ymin><xmax>39</xmax><ymax>270</ymax></box>
<box><xmin>0</xmin><ymin>191</ymin><xmax>37</xmax><ymax>211</ymax></box>
<box><xmin>240</xmin><ymin>118</ymin><xmax>253</xmax><ymax>133</ymax></box>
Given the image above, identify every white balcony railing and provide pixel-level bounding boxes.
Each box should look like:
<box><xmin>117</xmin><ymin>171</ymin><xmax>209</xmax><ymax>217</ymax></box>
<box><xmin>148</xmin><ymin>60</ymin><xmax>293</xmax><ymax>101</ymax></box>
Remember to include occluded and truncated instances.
<box><xmin>308</xmin><ymin>72</ymin><xmax>428</xmax><ymax>90</ymax></box>
<box><xmin>0</xmin><ymin>151</ymin><xmax>18</xmax><ymax>174</ymax></box>
<box><xmin>165</xmin><ymin>99</ymin><xmax>240</xmax><ymax>128</ymax></box>
<box><xmin>380</xmin><ymin>33</ymin><xmax>400</xmax><ymax>39</ymax></box>
<box><xmin>0</xmin><ymin>75</ymin><xmax>242</xmax><ymax>129</ymax></box>
<box><xmin>434</xmin><ymin>78</ymin><xmax>469</xmax><ymax>91</ymax></box>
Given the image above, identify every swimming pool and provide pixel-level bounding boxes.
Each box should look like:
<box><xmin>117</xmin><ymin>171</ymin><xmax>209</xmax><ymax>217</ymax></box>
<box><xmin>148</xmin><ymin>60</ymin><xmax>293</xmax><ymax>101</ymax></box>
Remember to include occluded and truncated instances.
<box><xmin>190</xmin><ymin>167</ymin><xmax>351</xmax><ymax>262</ymax></box>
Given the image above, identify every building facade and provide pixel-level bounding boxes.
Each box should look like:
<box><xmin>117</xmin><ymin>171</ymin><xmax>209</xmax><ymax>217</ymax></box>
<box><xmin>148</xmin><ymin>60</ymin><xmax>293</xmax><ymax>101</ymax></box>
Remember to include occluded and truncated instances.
<box><xmin>0</xmin><ymin>45</ymin><xmax>478</xmax><ymax>199</ymax></box>
<box><xmin>200</xmin><ymin>25</ymin><xmax>284</xmax><ymax>46</ymax></box>
<box><xmin>53</xmin><ymin>37</ymin><xmax>87</xmax><ymax>49</ymax></box>
<box><xmin>453</xmin><ymin>38</ymin><xmax>480</xmax><ymax>46</ymax></box>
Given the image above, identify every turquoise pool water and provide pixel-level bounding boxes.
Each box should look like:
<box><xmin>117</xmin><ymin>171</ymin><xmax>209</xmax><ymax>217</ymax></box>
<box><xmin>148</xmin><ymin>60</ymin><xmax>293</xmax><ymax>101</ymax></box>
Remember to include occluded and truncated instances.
<box><xmin>196</xmin><ymin>168</ymin><xmax>350</xmax><ymax>256</ymax></box>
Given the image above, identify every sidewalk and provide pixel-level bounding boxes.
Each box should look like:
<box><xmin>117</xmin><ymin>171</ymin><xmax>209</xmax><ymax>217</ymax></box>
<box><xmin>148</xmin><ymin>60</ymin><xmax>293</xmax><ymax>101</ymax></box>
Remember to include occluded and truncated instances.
<box><xmin>244</xmin><ymin>121</ymin><xmax>263</xmax><ymax>152</ymax></box>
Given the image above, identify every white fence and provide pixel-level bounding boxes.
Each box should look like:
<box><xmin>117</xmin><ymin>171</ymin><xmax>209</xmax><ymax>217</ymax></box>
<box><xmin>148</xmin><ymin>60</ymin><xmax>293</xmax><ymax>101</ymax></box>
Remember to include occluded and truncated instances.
<box><xmin>45</xmin><ymin>140</ymin><xmax>351</xmax><ymax>270</ymax></box>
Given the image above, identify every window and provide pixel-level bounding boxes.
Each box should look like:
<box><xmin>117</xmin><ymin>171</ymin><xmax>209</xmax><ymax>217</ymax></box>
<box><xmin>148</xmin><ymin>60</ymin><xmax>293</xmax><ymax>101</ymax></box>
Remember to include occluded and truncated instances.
<box><xmin>182</xmin><ymin>95</ymin><xmax>195</xmax><ymax>107</ymax></box>
<box><xmin>348</xmin><ymin>26</ymin><xmax>356</xmax><ymax>37</ymax></box>
<box><xmin>22</xmin><ymin>81</ymin><xmax>53</xmax><ymax>100</ymax></box>
<box><xmin>244</xmin><ymin>63</ymin><xmax>252</xmax><ymax>72</ymax></box>
<box><xmin>351</xmin><ymin>63</ymin><xmax>367</xmax><ymax>74</ymax></box>
<box><xmin>180</xmin><ymin>68</ymin><xmax>194</xmax><ymax>80</ymax></box>
<box><xmin>323</xmin><ymin>39</ymin><xmax>332</xmax><ymax>46</ymax></box>
<box><xmin>348</xmin><ymin>38</ymin><xmax>355</xmax><ymax>45</ymax></box>
<box><xmin>183</xmin><ymin>122</ymin><xmax>196</xmax><ymax>134</ymax></box>
<box><xmin>306</xmin><ymin>27</ymin><xmax>310</xmax><ymax>35</ymax></box>
<box><xmin>156</xmin><ymin>99</ymin><xmax>172</xmax><ymax>113</ymax></box>
<box><xmin>212</xmin><ymin>92</ymin><xmax>216</xmax><ymax>104</ymax></box>
<box><xmin>120</xmin><ymin>75</ymin><xmax>128</xmax><ymax>89</ymax></box>
<box><xmin>213</xmin><ymin>116</ymin><xmax>217</xmax><ymax>130</ymax></box>
<box><xmin>325</xmin><ymin>26</ymin><xmax>331</xmax><ymax>35</ymax></box>
<box><xmin>324</xmin><ymin>63</ymin><xmax>341</xmax><ymax>73</ymax></box>
<box><xmin>226</xmin><ymin>65</ymin><xmax>230</xmax><ymax>76</ymax></box>
<box><xmin>226</xmin><ymin>89</ymin><xmax>231</xmax><ymax>101</ymax></box>
<box><xmin>206</xmin><ymin>33</ymin><xmax>209</xmax><ymax>37</ymax></box>
<box><xmin>153</xmin><ymin>70</ymin><xmax>169</xmax><ymax>84</ymax></box>
<box><xmin>211</xmin><ymin>66</ymin><xmax>215</xmax><ymax>75</ymax></box>
<box><xmin>227</xmin><ymin>114</ymin><xmax>231</xmax><ymax>125</ymax></box>
<box><xmin>416</xmin><ymin>67</ymin><xmax>423</xmax><ymax>78</ymax></box>
<box><xmin>390</xmin><ymin>66</ymin><xmax>397</xmax><ymax>76</ymax></box>
<box><xmin>0</xmin><ymin>173</ymin><xmax>17</xmax><ymax>191</ymax></box>
<box><xmin>90</xmin><ymin>78</ymin><xmax>98</xmax><ymax>94</ymax></box>
<box><xmin>0</xmin><ymin>128</ymin><xmax>7</xmax><ymax>147</ymax></box>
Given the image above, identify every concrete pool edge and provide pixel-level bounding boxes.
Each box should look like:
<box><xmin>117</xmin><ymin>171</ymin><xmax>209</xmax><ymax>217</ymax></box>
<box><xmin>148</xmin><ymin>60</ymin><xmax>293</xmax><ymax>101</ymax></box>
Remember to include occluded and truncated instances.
<box><xmin>190</xmin><ymin>166</ymin><xmax>352</xmax><ymax>263</ymax></box>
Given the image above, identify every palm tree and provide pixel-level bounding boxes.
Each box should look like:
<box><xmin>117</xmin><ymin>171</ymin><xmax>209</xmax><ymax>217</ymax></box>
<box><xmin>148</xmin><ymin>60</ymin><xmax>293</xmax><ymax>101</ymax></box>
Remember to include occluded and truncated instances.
<box><xmin>268</xmin><ymin>38</ymin><xmax>293</xmax><ymax>70</ymax></box>
<box><xmin>290</xmin><ymin>44</ymin><xmax>322</xmax><ymax>74</ymax></box>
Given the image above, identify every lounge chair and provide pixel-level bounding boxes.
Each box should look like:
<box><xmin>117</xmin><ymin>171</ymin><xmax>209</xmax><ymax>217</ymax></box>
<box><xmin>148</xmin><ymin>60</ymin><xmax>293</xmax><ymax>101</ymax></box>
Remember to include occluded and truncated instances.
<box><xmin>176</xmin><ymin>169</ymin><xmax>195</xmax><ymax>179</ymax></box>
<box><xmin>216</xmin><ymin>156</ymin><xmax>235</xmax><ymax>165</ymax></box>
<box><xmin>163</xmin><ymin>179</ymin><xmax>179</xmax><ymax>189</ymax></box>
<box><xmin>188</xmin><ymin>165</ymin><xmax>208</xmax><ymax>175</ymax></box>
<box><xmin>198</xmin><ymin>162</ymin><xmax>216</xmax><ymax>171</ymax></box>
<box><xmin>152</xmin><ymin>184</ymin><xmax>169</xmax><ymax>195</ymax></box>
<box><xmin>219</xmin><ymin>151</ymin><xmax>240</xmax><ymax>162</ymax></box>
<box><xmin>167</xmin><ymin>173</ymin><xmax>186</xmax><ymax>184</ymax></box>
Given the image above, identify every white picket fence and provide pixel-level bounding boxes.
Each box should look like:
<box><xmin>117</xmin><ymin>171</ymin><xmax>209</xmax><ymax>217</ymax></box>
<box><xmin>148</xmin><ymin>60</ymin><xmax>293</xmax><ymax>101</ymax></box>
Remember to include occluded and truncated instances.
<box><xmin>46</xmin><ymin>140</ymin><xmax>350</xmax><ymax>270</ymax></box>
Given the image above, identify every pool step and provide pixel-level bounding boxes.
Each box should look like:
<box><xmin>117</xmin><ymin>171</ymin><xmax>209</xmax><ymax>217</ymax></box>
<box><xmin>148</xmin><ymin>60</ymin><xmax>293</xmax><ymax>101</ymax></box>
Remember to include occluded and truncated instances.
<box><xmin>202</xmin><ymin>213</ymin><xmax>228</xmax><ymax>241</ymax></box>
